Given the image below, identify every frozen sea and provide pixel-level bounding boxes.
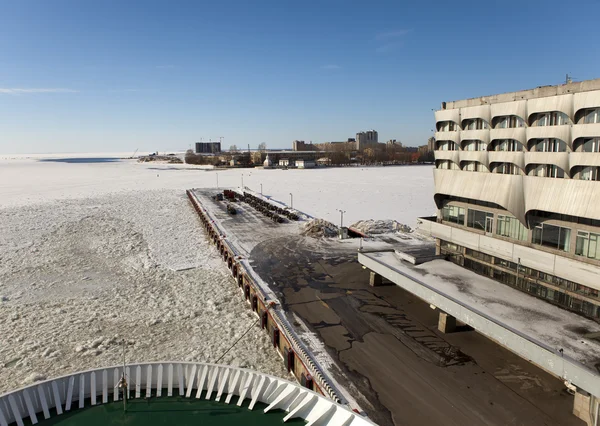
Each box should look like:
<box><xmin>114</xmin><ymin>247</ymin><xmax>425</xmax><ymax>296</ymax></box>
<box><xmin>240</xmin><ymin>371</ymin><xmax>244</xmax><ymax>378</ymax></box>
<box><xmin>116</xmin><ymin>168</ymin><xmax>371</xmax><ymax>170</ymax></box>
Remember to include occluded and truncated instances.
<box><xmin>0</xmin><ymin>153</ymin><xmax>435</xmax><ymax>393</ymax></box>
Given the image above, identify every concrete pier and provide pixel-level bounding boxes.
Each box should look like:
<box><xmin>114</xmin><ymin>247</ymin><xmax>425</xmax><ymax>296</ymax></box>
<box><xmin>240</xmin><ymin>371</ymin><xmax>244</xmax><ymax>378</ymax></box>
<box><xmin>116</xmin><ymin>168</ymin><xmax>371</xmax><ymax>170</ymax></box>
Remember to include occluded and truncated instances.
<box><xmin>573</xmin><ymin>389</ymin><xmax>593</xmax><ymax>425</ymax></box>
<box><xmin>369</xmin><ymin>271</ymin><xmax>383</xmax><ymax>287</ymax></box>
<box><xmin>438</xmin><ymin>311</ymin><xmax>456</xmax><ymax>333</ymax></box>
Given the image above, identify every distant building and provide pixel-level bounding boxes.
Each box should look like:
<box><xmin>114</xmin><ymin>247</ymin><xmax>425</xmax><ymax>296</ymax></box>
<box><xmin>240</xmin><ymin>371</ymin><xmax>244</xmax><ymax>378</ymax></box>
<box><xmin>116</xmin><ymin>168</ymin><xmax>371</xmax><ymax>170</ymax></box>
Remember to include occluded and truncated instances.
<box><xmin>279</xmin><ymin>158</ymin><xmax>294</xmax><ymax>167</ymax></box>
<box><xmin>254</xmin><ymin>150</ymin><xmax>320</xmax><ymax>166</ymax></box>
<box><xmin>195</xmin><ymin>142</ymin><xmax>221</xmax><ymax>154</ymax></box>
<box><xmin>418</xmin><ymin>145</ymin><xmax>430</xmax><ymax>155</ymax></box>
<box><xmin>387</xmin><ymin>139</ymin><xmax>403</xmax><ymax>148</ymax></box>
<box><xmin>263</xmin><ymin>154</ymin><xmax>274</xmax><ymax>169</ymax></box>
<box><xmin>296</xmin><ymin>159</ymin><xmax>316</xmax><ymax>169</ymax></box>
<box><xmin>292</xmin><ymin>140</ymin><xmax>318</xmax><ymax>151</ymax></box>
<box><xmin>356</xmin><ymin>130</ymin><xmax>378</xmax><ymax>151</ymax></box>
<box><xmin>427</xmin><ymin>136</ymin><xmax>435</xmax><ymax>152</ymax></box>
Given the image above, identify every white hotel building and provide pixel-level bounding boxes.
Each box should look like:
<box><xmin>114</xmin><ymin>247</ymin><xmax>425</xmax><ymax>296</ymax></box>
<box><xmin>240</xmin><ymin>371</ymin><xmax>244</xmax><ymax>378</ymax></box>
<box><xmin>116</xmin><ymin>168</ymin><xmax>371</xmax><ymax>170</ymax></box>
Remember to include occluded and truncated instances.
<box><xmin>430</xmin><ymin>78</ymin><xmax>600</xmax><ymax>321</ymax></box>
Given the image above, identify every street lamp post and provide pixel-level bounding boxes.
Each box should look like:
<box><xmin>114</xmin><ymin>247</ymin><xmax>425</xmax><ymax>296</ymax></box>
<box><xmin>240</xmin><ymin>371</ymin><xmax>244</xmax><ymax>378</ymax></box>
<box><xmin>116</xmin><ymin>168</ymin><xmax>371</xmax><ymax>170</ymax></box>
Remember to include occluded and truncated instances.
<box><xmin>289</xmin><ymin>193</ymin><xmax>293</xmax><ymax>209</ymax></box>
<box><xmin>241</xmin><ymin>173</ymin><xmax>244</xmax><ymax>189</ymax></box>
<box><xmin>337</xmin><ymin>209</ymin><xmax>347</xmax><ymax>228</ymax></box>
<box><xmin>260</xmin><ymin>183</ymin><xmax>263</xmax><ymax>195</ymax></box>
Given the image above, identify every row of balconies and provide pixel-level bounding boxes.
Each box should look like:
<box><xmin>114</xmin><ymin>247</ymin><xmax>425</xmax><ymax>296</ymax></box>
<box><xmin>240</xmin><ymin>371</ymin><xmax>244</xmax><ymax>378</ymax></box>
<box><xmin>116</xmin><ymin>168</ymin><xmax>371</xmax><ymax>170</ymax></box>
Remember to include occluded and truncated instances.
<box><xmin>434</xmin><ymin>91</ymin><xmax>600</xmax><ymax>130</ymax></box>
<box><xmin>432</xmin><ymin>168</ymin><xmax>600</xmax><ymax>227</ymax></box>
<box><xmin>434</xmin><ymin>151</ymin><xmax>600</xmax><ymax>176</ymax></box>
<box><xmin>435</xmin><ymin>123</ymin><xmax>600</xmax><ymax>150</ymax></box>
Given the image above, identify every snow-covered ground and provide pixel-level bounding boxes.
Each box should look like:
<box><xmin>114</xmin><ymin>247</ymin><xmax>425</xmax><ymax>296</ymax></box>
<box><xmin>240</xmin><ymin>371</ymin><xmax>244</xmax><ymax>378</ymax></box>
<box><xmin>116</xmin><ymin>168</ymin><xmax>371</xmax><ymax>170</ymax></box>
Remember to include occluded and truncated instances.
<box><xmin>0</xmin><ymin>154</ymin><xmax>434</xmax><ymax>393</ymax></box>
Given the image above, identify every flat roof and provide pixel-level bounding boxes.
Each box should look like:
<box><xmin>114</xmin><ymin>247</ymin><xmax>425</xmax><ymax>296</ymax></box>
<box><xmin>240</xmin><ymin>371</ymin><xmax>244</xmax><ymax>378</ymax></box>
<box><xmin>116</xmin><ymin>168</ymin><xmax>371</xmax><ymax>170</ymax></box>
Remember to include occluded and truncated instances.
<box><xmin>441</xmin><ymin>77</ymin><xmax>600</xmax><ymax>109</ymax></box>
<box><xmin>359</xmin><ymin>251</ymin><xmax>600</xmax><ymax>370</ymax></box>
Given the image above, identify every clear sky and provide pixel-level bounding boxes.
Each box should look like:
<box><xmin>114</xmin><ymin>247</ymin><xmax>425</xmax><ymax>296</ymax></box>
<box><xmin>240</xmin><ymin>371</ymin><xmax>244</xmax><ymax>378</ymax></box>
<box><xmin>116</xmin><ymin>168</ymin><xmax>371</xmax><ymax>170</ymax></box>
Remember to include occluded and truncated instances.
<box><xmin>1</xmin><ymin>0</ymin><xmax>600</xmax><ymax>154</ymax></box>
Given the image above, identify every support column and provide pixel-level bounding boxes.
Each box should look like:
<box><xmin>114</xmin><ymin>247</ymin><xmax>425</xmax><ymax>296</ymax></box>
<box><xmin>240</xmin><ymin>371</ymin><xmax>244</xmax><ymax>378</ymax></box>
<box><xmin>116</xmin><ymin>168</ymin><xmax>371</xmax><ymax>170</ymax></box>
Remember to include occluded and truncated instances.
<box><xmin>438</xmin><ymin>311</ymin><xmax>456</xmax><ymax>333</ymax></box>
<box><xmin>573</xmin><ymin>389</ymin><xmax>593</xmax><ymax>425</ymax></box>
<box><xmin>369</xmin><ymin>271</ymin><xmax>383</xmax><ymax>287</ymax></box>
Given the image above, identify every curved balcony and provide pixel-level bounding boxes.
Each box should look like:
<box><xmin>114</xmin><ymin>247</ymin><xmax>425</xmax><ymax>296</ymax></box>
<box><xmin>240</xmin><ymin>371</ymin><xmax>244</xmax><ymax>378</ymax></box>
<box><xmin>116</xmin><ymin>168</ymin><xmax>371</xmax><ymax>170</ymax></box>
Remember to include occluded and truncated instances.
<box><xmin>460</xmin><ymin>104</ymin><xmax>491</xmax><ymax>125</ymax></box>
<box><xmin>523</xmin><ymin>176</ymin><xmax>600</xmax><ymax>223</ymax></box>
<box><xmin>0</xmin><ymin>362</ymin><xmax>373</xmax><ymax>426</ymax></box>
<box><xmin>490</xmin><ymin>127</ymin><xmax>526</xmax><ymax>146</ymax></box>
<box><xmin>435</xmin><ymin>130</ymin><xmax>460</xmax><ymax>144</ymax></box>
<box><xmin>460</xmin><ymin>129</ymin><xmax>490</xmax><ymax>145</ymax></box>
<box><xmin>433</xmin><ymin>168</ymin><xmax>525</xmax><ymax>223</ymax></box>
<box><xmin>574</xmin><ymin>91</ymin><xmax>600</xmax><ymax>119</ymax></box>
<box><xmin>572</xmin><ymin>123</ymin><xmax>600</xmax><ymax>142</ymax></box>
<box><xmin>526</xmin><ymin>125</ymin><xmax>571</xmax><ymax>149</ymax></box>
<box><xmin>488</xmin><ymin>151</ymin><xmax>525</xmax><ymax>170</ymax></box>
<box><xmin>524</xmin><ymin>152</ymin><xmax>569</xmax><ymax>174</ymax></box>
<box><xmin>491</xmin><ymin>100</ymin><xmax>527</xmax><ymax>123</ymax></box>
<box><xmin>435</xmin><ymin>109</ymin><xmax>460</xmax><ymax>128</ymax></box>
<box><xmin>459</xmin><ymin>151</ymin><xmax>489</xmax><ymax>168</ymax></box>
<box><xmin>434</xmin><ymin>150</ymin><xmax>459</xmax><ymax>164</ymax></box>
<box><xmin>569</xmin><ymin>152</ymin><xmax>600</xmax><ymax>174</ymax></box>
<box><xmin>527</xmin><ymin>94</ymin><xmax>574</xmax><ymax>123</ymax></box>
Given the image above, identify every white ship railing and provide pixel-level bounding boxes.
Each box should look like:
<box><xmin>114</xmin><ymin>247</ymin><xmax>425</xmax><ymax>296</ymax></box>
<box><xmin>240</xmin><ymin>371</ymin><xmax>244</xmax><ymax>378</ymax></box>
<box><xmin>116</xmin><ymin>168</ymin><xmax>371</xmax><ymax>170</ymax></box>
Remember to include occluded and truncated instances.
<box><xmin>0</xmin><ymin>362</ymin><xmax>374</xmax><ymax>426</ymax></box>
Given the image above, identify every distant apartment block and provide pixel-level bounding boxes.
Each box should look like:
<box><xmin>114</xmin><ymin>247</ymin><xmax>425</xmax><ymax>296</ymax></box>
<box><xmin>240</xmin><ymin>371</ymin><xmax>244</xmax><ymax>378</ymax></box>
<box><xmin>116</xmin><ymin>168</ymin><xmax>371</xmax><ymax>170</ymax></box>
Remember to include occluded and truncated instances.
<box><xmin>427</xmin><ymin>136</ymin><xmax>435</xmax><ymax>152</ymax></box>
<box><xmin>426</xmin><ymin>77</ymin><xmax>600</xmax><ymax>321</ymax></box>
<box><xmin>292</xmin><ymin>140</ymin><xmax>318</xmax><ymax>151</ymax></box>
<box><xmin>356</xmin><ymin>130</ymin><xmax>378</xmax><ymax>151</ymax></box>
<box><xmin>195</xmin><ymin>142</ymin><xmax>221</xmax><ymax>154</ymax></box>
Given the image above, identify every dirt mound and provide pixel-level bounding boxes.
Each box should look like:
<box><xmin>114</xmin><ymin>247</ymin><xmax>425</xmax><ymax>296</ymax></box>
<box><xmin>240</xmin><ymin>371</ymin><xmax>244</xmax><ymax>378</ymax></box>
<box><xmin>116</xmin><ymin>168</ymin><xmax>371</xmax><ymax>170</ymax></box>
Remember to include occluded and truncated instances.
<box><xmin>300</xmin><ymin>218</ymin><xmax>338</xmax><ymax>238</ymax></box>
<box><xmin>350</xmin><ymin>219</ymin><xmax>411</xmax><ymax>235</ymax></box>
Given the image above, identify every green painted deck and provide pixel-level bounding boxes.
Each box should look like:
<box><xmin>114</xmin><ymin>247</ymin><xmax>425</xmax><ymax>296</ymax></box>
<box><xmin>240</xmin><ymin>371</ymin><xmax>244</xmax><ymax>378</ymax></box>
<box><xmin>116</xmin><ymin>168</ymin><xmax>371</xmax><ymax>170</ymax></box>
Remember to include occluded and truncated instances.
<box><xmin>27</xmin><ymin>397</ymin><xmax>306</xmax><ymax>426</ymax></box>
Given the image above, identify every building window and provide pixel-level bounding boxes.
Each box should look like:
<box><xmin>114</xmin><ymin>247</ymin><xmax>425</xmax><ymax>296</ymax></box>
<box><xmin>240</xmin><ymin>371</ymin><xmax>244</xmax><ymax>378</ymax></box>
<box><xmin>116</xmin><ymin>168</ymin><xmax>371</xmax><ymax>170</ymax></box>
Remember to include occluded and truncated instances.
<box><xmin>575</xmin><ymin>231</ymin><xmax>600</xmax><ymax>260</ymax></box>
<box><xmin>442</xmin><ymin>205</ymin><xmax>465</xmax><ymax>225</ymax></box>
<box><xmin>532</xmin><ymin>222</ymin><xmax>571</xmax><ymax>252</ymax></box>
<box><xmin>440</xmin><ymin>240</ymin><xmax>460</xmax><ymax>252</ymax></box>
<box><xmin>437</xmin><ymin>141</ymin><xmax>457</xmax><ymax>151</ymax></box>
<box><xmin>467</xmin><ymin>209</ymin><xmax>493</xmax><ymax>232</ymax></box>
<box><xmin>492</xmin><ymin>139</ymin><xmax>522</xmax><ymax>152</ymax></box>
<box><xmin>492</xmin><ymin>162</ymin><xmax>521</xmax><ymax>175</ymax></box>
<box><xmin>584</xmin><ymin>108</ymin><xmax>600</xmax><ymax>124</ymax></box>
<box><xmin>464</xmin><ymin>118</ymin><xmax>489</xmax><ymax>130</ymax></box>
<box><xmin>528</xmin><ymin>164</ymin><xmax>565</xmax><ymax>178</ymax></box>
<box><xmin>576</xmin><ymin>138</ymin><xmax>600</xmax><ymax>152</ymax></box>
<box><xmin>532</xmin><ymin>138</ymin><xmax>567</xmax><ymax>152</ymax></box>
<box><xmin>580</xmin><ymin>166</ymin><xmax>600</xmax><ymax>181</ymax></box>
<box><xmin>496</xmin><ymin>215</ymin><xmax>527</xmax><ymax>241</ymax></box>
<box><xmin>436</xmin><ymin>160</ymin><xmax>459</xmax><ymax>170</ymax></box>
<box><xmin>438</xmin><ymin>121</ymin><xmax>457</xmax><ymax>132</ymax></box>
<box><xmin>534</xmin><ymin>111</ymin><xmax>569</xmax><ymax>127</ymax></box>
<box><xmin>462</xmin><ymin>140</ymin><xmax>486</xmax><ymax>151</ymax></box>
<box><xmin>462</xmin><ymin>161</ymin><xmax>487</xmax><ymax>172</ymax></box>
<box><xmin>495</xmin><ymin>115</ymin><xmax>525</xmax><ymax>129</ymax></box>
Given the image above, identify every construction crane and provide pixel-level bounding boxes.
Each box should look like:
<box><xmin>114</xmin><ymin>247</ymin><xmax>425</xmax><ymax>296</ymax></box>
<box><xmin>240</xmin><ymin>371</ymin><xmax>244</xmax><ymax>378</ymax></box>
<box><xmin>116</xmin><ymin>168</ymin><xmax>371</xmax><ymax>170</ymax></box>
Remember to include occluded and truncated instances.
<box><xmin>130</xmin><ymin>148</ymin><xmax>138</xmax><ymax>159</ymax></box>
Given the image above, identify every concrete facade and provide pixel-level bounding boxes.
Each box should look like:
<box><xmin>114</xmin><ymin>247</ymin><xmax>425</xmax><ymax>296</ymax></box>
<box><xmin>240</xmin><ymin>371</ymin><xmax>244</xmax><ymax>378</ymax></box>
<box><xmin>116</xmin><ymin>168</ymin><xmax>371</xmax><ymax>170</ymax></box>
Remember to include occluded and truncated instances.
<box><xmin>195</xmin><ymin>142</ymin><xmax>221</xmax><ymax>154</ymax></box>
<box><xmin>356</xmin><ymin>130</ymin><xmax>378</xmax><ymax>151</ymax></box>
<box><xmin>432</xmin><ymin>78</ymin><xmax>600</xmax><ymax>322</ymax></box>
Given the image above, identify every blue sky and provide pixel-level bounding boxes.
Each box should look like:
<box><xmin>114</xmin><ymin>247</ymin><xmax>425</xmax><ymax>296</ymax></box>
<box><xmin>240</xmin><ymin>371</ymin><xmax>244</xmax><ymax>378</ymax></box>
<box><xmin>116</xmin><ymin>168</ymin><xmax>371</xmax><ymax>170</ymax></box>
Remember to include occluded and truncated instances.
<box><xmin>1</xmin><ymin>0</ymin><xmax>600</xmax><ymax>154</ymax></box>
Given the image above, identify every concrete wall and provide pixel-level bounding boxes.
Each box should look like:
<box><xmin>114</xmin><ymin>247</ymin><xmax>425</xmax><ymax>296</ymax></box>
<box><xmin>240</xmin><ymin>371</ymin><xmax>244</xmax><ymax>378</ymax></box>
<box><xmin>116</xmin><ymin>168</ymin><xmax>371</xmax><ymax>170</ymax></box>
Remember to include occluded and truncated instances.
<box><xmin>424</xmin><ymin>219</ymin><xmax>600</xmax><ymax>292</ymax></box>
